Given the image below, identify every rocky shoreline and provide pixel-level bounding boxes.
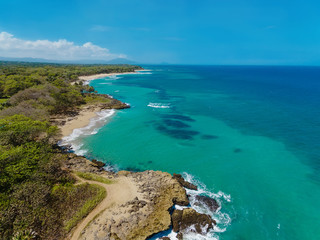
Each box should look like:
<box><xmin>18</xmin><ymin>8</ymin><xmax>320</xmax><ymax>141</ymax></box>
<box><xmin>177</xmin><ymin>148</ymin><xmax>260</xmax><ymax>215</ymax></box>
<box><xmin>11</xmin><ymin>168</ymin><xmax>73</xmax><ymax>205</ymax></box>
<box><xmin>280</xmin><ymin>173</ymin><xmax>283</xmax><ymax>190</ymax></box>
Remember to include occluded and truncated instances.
<box><xmin>63</xmin><ymin>152</ymin><xmax>219</xmax><ymax>240</ymax></box>
<box><xmin>56</xmin><ymin>79</ymin><xmax>219</xmax><ymax>239</ymax></box>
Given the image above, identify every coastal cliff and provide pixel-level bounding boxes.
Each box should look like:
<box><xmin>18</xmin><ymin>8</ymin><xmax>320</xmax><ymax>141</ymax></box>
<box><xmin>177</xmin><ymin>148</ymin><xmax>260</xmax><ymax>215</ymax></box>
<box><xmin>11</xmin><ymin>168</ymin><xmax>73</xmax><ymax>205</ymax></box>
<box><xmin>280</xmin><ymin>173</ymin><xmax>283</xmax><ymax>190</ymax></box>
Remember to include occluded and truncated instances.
<box><xmin>64</xmin><ymin>154</ymin><xmax>218</xmax><ymax>240</ymax></box>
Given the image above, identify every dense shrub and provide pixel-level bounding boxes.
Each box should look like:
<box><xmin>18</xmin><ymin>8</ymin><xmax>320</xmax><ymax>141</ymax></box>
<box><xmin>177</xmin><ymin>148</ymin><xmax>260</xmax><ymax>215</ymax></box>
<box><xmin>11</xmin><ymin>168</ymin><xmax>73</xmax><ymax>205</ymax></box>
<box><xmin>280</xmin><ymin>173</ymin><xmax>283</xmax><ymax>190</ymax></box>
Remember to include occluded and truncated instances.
<box><xmin>0</xmin><ymin>115</ymin><xmax>58</xmax><ymax>146</ymax></box>
<box><xmin>0</xmin><ymin>102</ymin><xmax>50</xmax><ymax>121</ymax></box>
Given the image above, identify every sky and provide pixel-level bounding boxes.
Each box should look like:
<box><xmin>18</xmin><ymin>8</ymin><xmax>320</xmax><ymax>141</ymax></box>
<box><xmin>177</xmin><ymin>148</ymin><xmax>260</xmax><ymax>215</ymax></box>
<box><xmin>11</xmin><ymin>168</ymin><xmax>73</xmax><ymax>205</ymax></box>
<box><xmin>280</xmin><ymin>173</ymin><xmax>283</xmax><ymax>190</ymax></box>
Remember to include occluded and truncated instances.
<box><xmin>0</xmin><ymin>0</ymin><xmax>319</xmax><ymax>65</ymax></box>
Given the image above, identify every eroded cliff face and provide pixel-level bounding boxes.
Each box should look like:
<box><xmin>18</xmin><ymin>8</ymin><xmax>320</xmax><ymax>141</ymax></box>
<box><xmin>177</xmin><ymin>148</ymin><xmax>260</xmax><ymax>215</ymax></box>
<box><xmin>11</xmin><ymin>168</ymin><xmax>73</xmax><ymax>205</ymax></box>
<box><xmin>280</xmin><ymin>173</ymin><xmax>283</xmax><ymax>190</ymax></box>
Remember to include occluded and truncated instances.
<box><xmin>78</xmin><ymin>170</ymin><xmax>189</xmax><ymax>240</ymax></box>
<box><xmin>64</xmin><ymin>155</ymin><xmax>218</xmax><ymax>240</ymax></box>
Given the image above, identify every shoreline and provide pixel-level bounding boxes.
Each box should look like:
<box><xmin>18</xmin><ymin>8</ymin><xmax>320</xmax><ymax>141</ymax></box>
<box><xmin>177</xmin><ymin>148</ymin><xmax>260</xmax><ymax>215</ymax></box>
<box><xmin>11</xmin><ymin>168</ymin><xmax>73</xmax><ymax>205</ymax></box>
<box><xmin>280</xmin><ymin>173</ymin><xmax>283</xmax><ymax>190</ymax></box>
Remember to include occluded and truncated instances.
<box><xmin>59</xmin><ymin>106</ymin><xmax>102</xmax><ymax>137</ymax></box>
<box><xmin>73</xmin><ymin>69</ymin><xmax>149</xmax><ymax>84</ymax></box>
<box><xmin>60</xmin><ymin>70</ymin><xmax>220</xmax><ymax>239</ymax></box>
<box><xmin>59</xmin><ymin>70</ymin><xmax>141</xmax><ymax>140</ymax></box>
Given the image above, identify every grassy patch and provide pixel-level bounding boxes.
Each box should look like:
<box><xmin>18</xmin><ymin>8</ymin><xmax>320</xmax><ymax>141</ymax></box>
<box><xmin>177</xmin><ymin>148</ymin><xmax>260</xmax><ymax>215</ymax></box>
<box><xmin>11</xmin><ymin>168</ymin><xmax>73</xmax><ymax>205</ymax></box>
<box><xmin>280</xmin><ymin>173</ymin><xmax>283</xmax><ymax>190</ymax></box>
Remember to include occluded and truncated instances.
<box><xmin>64</xmin><ymin>183</ymin><xmax>106</xmax><ymax>232</ymax></box>
<box><xmin>84</xmin><ymin>95</ymin><xmax>111</xmax><ymax>104</ymax></box>
<box><xmin>76</xmin><ymin>172</ymin><xmax>113</xmax><ymax>184</ymax></box>
<box><xmin>0</xmin><ymin>98</ymin><xmax>8</xmax><ymax>104</ymax></box>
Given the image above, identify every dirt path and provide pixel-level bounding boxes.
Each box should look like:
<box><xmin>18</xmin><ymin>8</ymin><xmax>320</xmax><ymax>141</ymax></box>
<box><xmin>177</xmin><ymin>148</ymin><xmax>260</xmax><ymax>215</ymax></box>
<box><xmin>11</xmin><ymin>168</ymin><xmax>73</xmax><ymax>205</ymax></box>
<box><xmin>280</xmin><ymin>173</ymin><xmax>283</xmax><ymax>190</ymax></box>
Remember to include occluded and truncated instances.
<box><xmin>70</xmin><ymin>174</ymin><xmax>138</xmax><ymax>240</ymax></box>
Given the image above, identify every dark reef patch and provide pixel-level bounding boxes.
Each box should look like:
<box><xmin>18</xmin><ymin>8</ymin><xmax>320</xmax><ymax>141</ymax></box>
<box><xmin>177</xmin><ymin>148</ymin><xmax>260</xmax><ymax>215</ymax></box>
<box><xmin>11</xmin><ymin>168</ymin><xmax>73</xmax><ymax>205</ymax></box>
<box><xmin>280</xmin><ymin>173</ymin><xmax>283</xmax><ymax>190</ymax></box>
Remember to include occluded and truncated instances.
<box><xmin>125</xmin><ymin>166</ymin><xmax>143</xmax><ymax>172</ymax></box>
<box><xmin>153</xmin><ymin>89</ymin><xmax>171</xmax><ymax>100</ymax></box>
<box><xmin>201</xmin><ymin>134</ymin><xmax>219</xmax><ymax>140</ymax></box>
<box><xmin>163</xmin><ymin>119</ymin><xmax>191</xmax><ymax>128</ymax></box>
<box><xmin>156</xmin><ymin>124</ymin><xmax>199</xmax><ymax>140</ymax></box>
<box><xmin>233</xmin><ymin>148</ymin><xmax>242</xmax><ymax>153</ymax></box>
<box><xmin>161</xmin><ymin>114</ymin><xmax>195</xmax><ymax>122</ymax></box>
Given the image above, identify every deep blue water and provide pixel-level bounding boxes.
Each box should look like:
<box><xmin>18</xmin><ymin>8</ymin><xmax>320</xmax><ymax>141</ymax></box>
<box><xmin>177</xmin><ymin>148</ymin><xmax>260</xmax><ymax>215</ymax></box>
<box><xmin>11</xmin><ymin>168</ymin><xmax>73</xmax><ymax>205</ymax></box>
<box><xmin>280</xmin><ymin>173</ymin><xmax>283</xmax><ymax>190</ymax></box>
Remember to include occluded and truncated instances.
<box><xmin>70</xmin><ymin>65</ymin><xmax>320</xmax><ymax>239</ymax></box>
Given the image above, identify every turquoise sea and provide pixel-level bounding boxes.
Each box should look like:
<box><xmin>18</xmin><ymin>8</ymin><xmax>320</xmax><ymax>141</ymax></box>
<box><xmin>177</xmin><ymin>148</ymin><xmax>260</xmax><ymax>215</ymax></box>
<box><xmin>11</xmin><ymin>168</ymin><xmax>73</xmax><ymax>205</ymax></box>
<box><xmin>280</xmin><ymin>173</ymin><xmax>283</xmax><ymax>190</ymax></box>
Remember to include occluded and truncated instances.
<box><xmin>64</xmin><ymin>65</ymin><xmax>320</xmax><ymax>240</ymax></box>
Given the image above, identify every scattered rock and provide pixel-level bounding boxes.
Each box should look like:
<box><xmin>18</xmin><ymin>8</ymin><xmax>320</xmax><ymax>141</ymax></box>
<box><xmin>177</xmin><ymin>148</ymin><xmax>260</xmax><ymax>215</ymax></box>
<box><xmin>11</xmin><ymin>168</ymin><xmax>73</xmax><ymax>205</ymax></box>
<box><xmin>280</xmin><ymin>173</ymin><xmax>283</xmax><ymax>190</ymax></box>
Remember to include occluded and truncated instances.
<box><xmin>92</xmin><ymin>159</ymin><xmax>106</xmax><ymax>168</ymax></box>
<box><xmin>172</xmin><ymin>210</ymin><xmax>183</xmax><ymax>232</ymax></box>
<box><xmin>63</xmin><ymin>153</ymin><xmax>101</xmax><ymax>173</ymax></box>
<box><xmin>171</xmin><ymin>208</ymin><xmax>216</xmax><ymax>234</ymax></box>
<box><xmin>160</xmin><ymin>237</ymin><xmax>171</xmax><ymax>240</ymax></box>
<box><xmin>117</xmin><ymin>170</ymin><xmax>131</xmax><ymax>177</ymax></box>
<box><xmin>176</xmin><ymin>232</ymin><xmax>183</xmax><ymax>240</ymax></box>
<box><xmin>80</xmin><ymin>170</ymin><xmax>190</xmax><ymax>240</ymax></box>
<box><xmin>194</xmin><ymin>195</ymin><xmax>219</xmax><ymax>212</ymax></box>
<box><xmin>173</xmin><ymin>174</ymin><xmax>198</xmax><ymax>190</ymax></box>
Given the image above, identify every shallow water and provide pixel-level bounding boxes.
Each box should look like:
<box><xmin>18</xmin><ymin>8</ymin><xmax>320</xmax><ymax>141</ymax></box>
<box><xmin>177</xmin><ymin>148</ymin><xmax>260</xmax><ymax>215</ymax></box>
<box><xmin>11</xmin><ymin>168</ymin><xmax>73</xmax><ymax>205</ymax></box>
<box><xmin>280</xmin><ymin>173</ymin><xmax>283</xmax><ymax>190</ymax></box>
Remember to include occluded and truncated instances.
<box><xmin>67</xmin><ymin>65</ymin><xmax>320</xmax><ymax>239</ymax></box>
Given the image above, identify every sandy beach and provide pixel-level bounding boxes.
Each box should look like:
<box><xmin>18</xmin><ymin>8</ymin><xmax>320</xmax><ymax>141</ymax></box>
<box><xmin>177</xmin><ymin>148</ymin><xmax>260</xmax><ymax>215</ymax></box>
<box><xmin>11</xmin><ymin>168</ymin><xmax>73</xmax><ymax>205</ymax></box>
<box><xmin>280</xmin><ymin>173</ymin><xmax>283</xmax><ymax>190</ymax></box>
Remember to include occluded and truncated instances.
<box><xmin>61</xmin><ymin>71</ymin><xmax>143</xmax><ymax>137</ymax></box>
<box><xmin>59</xmin><ymin>106</ymin><xmax>101</xmax><ymax>137</ymax></box>
<box><xmin>75</xmin><ymin>69</ymin><xmax>149</xmax><ymax>83</ymax></box>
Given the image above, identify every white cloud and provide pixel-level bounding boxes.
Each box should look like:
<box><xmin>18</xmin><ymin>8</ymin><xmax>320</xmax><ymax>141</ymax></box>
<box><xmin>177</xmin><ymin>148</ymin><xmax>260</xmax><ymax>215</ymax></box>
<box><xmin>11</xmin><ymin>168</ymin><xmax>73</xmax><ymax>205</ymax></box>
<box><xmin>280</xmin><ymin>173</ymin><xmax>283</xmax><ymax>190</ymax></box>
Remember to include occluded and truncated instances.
<box><xmin>0</xmin><ymin>32</ymin><xmax>126</xmax><ymax>60</ymax></box>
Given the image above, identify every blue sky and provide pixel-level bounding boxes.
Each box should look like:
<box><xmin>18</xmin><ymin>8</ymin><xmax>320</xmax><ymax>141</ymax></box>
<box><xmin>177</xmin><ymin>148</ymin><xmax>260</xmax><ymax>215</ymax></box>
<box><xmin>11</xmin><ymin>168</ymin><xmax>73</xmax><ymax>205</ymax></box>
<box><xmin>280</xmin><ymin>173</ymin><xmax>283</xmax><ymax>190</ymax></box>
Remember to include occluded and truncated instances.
<box><xmin>0</xmin><ymin>0</ymin><xmax>319</xmax><ymax>65</ymax></box>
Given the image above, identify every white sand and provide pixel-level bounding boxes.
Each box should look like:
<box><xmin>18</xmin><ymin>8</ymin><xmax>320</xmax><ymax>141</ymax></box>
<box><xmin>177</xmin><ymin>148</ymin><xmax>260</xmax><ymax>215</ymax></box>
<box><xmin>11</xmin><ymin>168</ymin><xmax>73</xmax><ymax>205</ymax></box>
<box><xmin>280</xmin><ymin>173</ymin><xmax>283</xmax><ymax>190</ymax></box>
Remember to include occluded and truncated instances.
<box><xmin>59</xmin><ymin>107</ymin><xmax>101</xmax><ymax>137</ymax></box>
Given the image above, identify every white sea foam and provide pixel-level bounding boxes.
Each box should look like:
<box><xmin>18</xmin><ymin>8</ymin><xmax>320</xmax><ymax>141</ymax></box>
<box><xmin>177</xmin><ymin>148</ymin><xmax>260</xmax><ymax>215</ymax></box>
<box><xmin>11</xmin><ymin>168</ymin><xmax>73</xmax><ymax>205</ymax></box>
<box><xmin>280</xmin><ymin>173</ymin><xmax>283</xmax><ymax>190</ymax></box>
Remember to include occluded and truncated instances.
<box><xmin>136</xmin><ymin>69</ymin><xmax>152</xmax><ymax>74</ymax></box>
<box><xmin>147</xmin><ymin>102</ymin><xmax>171</xmax><ymax>108</ymax></box>
<box><xmin>137</xmin><ymin>71</ymin><xmax>152</xmax><ymax>75</ymax></box>
<box><xmin>155</xmin><ymin>172</ymin><xmax>231</xmax><ymax>240</ymax></box>
<box><xmin>59</xmin><ymin>109</ymin><xmax>115</xmax><ymax>155</ymax></box>
<box><xmin>98</xmin><ymin>82</ymin><xmax>112</xmax><ymax>85</ymax></box>
<box><xmin>106</xmin><ymin>75</ymin><xmax>122</xmax><ymax>80</ymax></box>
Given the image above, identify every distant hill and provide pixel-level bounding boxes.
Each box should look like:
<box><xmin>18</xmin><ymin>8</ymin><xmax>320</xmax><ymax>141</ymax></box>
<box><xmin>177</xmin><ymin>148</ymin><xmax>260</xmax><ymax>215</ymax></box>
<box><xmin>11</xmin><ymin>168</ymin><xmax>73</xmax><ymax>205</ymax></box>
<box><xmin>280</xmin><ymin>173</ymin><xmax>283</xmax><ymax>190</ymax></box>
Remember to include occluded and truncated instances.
<box><xmin>0</xmin><ymin>56</ymin><xmax>137</xmax><ymax>65</ymax></box>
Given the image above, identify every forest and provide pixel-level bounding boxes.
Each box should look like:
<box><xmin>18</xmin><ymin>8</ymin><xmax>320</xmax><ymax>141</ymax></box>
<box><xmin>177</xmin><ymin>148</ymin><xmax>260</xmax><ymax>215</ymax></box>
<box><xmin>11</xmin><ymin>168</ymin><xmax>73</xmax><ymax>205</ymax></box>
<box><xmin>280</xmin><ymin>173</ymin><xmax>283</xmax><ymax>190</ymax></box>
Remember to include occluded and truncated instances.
<box><xmin>0</xmin><ymin>61</ymin><xmax>142</xmax><ymax>239</ymax></box>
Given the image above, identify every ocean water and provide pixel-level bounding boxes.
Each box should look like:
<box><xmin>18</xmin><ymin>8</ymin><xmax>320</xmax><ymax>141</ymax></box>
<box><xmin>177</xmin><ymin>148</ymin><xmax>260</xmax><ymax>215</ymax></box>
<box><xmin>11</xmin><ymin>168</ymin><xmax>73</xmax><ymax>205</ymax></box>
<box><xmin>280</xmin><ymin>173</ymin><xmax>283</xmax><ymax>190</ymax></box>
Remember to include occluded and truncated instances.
<box><xmin>66</xmin><ymin>65</ymin><xmax>320</xmax><ymax>240</ymax></box>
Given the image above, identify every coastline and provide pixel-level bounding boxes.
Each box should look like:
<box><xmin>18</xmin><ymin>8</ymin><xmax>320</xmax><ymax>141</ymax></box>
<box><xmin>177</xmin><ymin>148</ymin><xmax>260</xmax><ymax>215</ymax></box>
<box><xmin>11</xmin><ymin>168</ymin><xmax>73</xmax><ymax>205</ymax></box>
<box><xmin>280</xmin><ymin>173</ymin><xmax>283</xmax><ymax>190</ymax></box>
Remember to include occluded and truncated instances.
<box><xmin>60</xmin><ymin>71</ymin><xmax>220</xmax><ymax>240</ymax></box>
<box><xmin>59</xmin><ymin>70</ymin><xmax>144</xmax><ymax>139</ymax></box>
<box><xmin>59</xmin><ymin>106</ymin><xmax>101</xmax><ymax>137</ymax></box>
<box><xmin>73</xmin><ymin>69</ymin><xmax>149</xmax><ymax>84</ymax></box>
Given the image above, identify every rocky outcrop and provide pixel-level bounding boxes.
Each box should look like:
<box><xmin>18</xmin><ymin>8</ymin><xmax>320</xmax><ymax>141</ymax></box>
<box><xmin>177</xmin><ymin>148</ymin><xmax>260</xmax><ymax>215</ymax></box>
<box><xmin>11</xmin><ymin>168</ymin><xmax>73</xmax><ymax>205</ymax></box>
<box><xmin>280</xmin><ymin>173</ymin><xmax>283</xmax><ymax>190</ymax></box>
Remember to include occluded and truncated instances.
<box><xmin>171</xmin><ymin>208</ymin><xmax>216</xmax><ymax>235</ymax></box>
<box><xmin>194</xmin><ymin>195</ymin><xmax>219</xmax><ymax>212</ymax></box>
<box><xmin>79</xmin><ymin>170</ymin><xmax>189</xmax><ymax>240</ymax></box>
<box><xmin>91</xmin><ymin>159</ymin><xmax>106</xmax><ymax>168</ymax></box>
<box><xmin>99</xmin><ymin>99</ymin><xmax>130</xmax><ymax>110</ymax></box>
<box><xmin>64</xmin><ymin>152</ymin><xmax>218</xmax><ymax>239</ymax></box>
<box><xmin>82</xmin><ymin>93</ymin><xmax>130</xmax><ymax>110</ymax></box>
<box><xmin>173</xmin><ymin>173</ymin><xmax>198</xmax><ymax>190</ymax></box>
<box><xmin>176</xmin><ymin>232</ymin><xmax>183</xmax><ymax>240</ymax></box>
<box><xmin>63</xmin><ymin>154</ymin><xmax>116</xmax><ymax>179</ymax></box>
<box><xmin>63</xmin><ymin>153</ymin><xmax>102</xmax><ymax>173</ymax></box>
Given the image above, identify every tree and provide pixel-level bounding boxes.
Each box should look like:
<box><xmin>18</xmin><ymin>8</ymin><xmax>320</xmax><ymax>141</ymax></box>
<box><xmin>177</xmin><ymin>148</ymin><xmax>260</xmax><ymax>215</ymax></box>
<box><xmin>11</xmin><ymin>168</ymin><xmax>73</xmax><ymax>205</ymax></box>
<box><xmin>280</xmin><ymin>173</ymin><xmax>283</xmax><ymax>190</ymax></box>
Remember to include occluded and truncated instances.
<box><xmin>0</xmin><ymin>115</ymin><xmax>58</xmax><ymax>146</ymax></box>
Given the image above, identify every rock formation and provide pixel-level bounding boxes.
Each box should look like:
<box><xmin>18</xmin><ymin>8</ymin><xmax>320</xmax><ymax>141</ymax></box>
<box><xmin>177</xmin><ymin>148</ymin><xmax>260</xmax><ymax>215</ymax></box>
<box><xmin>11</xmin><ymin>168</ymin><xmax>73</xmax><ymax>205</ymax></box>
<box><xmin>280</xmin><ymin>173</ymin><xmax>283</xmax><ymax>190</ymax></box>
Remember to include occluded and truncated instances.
<box><xmin>64</xmin><ymin>154</ymin><xmax>219</xmax><ymax>239</ymax></box>
<box><xmin>173</xmin><ymin>173</ymin><xmax>198</xmax><ymax>190</ymax></box>
<box><xmin>194</xmin><ymin>195</ymin><xmax>219</xmax><ymax>212</ymax></box>
<box><xmin>171</xmin><ymin>208</ymin><xmax>216</xmax><ymax>234</ymax></box>
<box><xmin>79</xmin><ymin>171</ymin><xmax>189</xmax><ymax>240</ymax></box>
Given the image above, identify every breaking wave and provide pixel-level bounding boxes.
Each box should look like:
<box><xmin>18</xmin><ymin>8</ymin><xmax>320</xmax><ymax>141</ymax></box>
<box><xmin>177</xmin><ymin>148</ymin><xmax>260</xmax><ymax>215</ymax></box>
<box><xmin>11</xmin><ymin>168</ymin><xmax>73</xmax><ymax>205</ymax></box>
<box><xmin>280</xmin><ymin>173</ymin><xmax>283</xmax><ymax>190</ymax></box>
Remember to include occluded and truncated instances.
<box><xmin>59</xmin><ymin>109</ymin><xmax>115</xmax><ymax>156</ymax></box>
<box><xmin>153</xmin><ymin>173</ymin><xmax>231</xmax><ymax>240</ymax></box>
<box><xmin>147</xmin><ymin>102</ymin><xmax>171</xmax><ymax>108</ymax></box>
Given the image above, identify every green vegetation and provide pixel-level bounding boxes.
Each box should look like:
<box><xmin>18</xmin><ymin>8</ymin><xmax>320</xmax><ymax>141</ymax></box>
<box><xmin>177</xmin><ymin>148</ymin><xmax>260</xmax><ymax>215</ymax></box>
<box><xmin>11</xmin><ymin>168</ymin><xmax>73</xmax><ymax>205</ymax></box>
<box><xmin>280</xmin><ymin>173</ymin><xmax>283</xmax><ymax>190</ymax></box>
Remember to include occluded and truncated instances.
<box><xmin>84</xmin><ymin>94</ymin><xmax>111</xmax><ymax>104</ymax></box>
<box><xmin>76</xmin><ymin>172</ymin><xmax>113</xmax><ymax>184</ymax></box>
<box><xmin>0</xmin><ymin>62</ymin><xmax>142</xmax><ymax>99</ymax></box>
<box><xmin>0</xmin><ymin>61</ymin><xmax>141</xmax><ymax>239</ymax></box>
<box><xmin>64</xmin><ymin>183</ymin><xmax>106</xmax><ymax>232</ymax></box>
<box><xmin>0</xmin><ymin>62</ymin><xmax>141</xmax><ymax>119</ymax></box>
